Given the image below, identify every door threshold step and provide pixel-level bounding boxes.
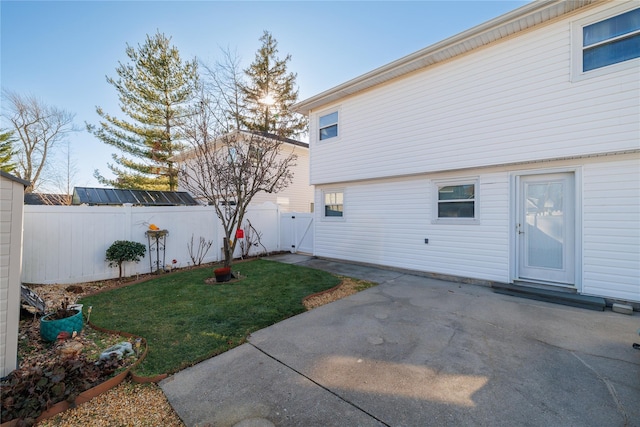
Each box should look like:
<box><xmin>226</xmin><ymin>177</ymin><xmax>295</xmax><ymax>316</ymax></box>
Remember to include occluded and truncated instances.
<box><xmin>492</xmin><ymin>283</ymin><xmax>605</xmax><ymax>311</ymax></box>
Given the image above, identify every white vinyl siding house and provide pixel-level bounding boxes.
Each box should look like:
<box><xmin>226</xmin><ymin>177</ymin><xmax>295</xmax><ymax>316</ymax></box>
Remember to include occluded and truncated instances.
<box><xmin>296</xmin><ymin>1</ymin><xmax>640</xmax><ymax>304</ymax></box>
<box><xmin>239</xmin><ymin>142</ymin><xmax>313</xmax><ymax>213</ymax></box>
<box><xmin>175</xmin><ymin>131</ymin><xmax>314</xmax><ymax>213</ymax></box>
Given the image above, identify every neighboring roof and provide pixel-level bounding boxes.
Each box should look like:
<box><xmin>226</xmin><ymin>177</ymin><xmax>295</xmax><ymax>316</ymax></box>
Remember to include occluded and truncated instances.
<box><xmin>72</xmin><ymin>187</ymin><xmax>200</xmax><ymax>206</ymax></box>
<box><xmin>0</xmin><ymin>170</ymin><xmax>29</xmax><ymax>187</ymax></box>
<box><xmin>292</xmin><ymin>0</ymin><xmax>600</xmax><ymax>114</ymax></box>
<box><xmin>247</xmin><ymin>131</ymin><xmax>309</xmax><ymax>149</ymax></box>
<box><xmin>24</xmin><ymin>193</ymin><xmax>70</xmax><ymax>205</ymax></box>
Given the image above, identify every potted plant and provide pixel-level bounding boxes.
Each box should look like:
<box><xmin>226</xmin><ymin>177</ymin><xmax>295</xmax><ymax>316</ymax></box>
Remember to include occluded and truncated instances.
<box><xmin>213</xmin><ymin>266</ymin><xmax>232</xmax><ymax>283</ymax></box>
<box><xmin>40</xmin><ymin>298</ymin><xmax>84</xmax><ymax>342</ymax></box>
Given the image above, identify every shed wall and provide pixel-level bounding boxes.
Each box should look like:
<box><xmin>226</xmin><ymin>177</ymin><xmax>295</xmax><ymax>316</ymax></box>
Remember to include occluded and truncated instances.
<box><xmin>0</xmin><ymin>176</ymin><xmax>25</xmax><ymax>376</ymax></box>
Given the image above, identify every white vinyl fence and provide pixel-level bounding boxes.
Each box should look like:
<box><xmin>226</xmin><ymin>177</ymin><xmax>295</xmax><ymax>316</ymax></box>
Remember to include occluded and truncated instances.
<box><xmin>280</xmin><ymin>213</ymin><xmax>314</xmax><ymax>254</ymax></box>
<box><xmin>22</xmin><ymin>202</ymin><xmax>292</xmax><ymax>285</ymax></box>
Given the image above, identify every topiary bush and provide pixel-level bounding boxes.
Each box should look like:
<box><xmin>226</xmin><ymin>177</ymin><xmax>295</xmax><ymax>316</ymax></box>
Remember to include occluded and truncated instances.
<box><xmin>105</xmin><ymin>240</ymin><xmax>146</xmax><ymax>279</ymax></box>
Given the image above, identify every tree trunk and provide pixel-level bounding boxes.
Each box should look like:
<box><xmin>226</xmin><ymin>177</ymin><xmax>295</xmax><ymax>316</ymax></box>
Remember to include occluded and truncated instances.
<box><xmin>223</xmin><ymin>237</ymin><xmax>232</xmax><ymax>267</ymax></box>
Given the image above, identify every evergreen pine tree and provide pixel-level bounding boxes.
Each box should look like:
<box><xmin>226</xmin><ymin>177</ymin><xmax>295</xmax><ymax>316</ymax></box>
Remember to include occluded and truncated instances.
<box><xmin>239</xmin><ymin>31</ymin><xmax>307</xmax><ymax>138</ymax></box>
<box><xmin>0</xmin><ymin>129</ymin><xmax>17</xmax><ymax>173</ymax></box>
<box><xmin>88</xmin><ymin>32</ymin><xmax>198</xmax><ymax>190</ymax></box>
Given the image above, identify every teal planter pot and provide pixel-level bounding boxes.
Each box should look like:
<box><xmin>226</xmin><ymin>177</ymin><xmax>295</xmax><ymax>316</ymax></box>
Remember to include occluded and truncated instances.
<box><xmin>40</xmin><ymin>309</ymin><xmax>84</xmax><ymax>342</ymax></box>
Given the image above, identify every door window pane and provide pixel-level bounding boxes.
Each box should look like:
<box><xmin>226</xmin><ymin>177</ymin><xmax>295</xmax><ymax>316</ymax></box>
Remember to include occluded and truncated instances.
<box><xmin>525</xmin><ymin>182</ymin><xmax>564</xmax><ymax>269</ymax></box>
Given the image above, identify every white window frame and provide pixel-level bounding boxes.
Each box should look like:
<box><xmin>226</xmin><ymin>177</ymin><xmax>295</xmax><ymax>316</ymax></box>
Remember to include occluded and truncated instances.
<box><xmin>318</xmin><ymin>109</ymin><xmax>340</xmax><ymax>142</ymax></box>
<box><xmin>432</xmin><ymin>178</ymin><xmax>479</xmax><ymax>224</ymax></box>
<box><xmin>571</xmin><ymin>3</ymin><xmax>640</xmax><ymax>82</ymax></box>
<box><xmin>322</xmin><ymin>189</ymin><xmax>345</xmax><ymax>220</ymax></box>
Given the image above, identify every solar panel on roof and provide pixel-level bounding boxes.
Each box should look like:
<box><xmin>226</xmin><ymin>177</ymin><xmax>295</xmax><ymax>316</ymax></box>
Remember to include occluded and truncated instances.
<box><xmin>120</xmin><ymin>190</ymin><xmax>138</xmax><ymax>204</ymax></box>
<box><xmin>164</xmin><ymin>192</ymin><xmax>182</xmax><ymax>204</ymax></box>
<box><xmin>72</xmin><ymin>187</ymin><xmax>199</xmax><ymax>206</ymax></box>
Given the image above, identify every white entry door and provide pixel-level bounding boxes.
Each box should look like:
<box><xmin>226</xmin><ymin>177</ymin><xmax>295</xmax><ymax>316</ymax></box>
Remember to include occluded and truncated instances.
<box><xmin>517</xmin><ymin>173</ymin><xmax>575</xmax><ymax>285</ymax></box>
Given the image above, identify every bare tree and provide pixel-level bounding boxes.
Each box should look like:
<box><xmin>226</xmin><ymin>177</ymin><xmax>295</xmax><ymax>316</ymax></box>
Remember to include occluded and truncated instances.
<box><xmin>200</xmin><ymin>47</ymin><xmax>246</xmax><ymax>132</ymax></box>
<box><xmin>33</xmin><ymin>139</ymin><xmax>80</xmax><ymax>205</ymax></box>
<box><xmin>178</xmin><ymin>93</ymin><xmax>297</xmax><ymax>268</ymax></box>
<box><xmin>2</xmin><ymin>90</ymin><xmax>76</xmax><ymax>192</ymax></box>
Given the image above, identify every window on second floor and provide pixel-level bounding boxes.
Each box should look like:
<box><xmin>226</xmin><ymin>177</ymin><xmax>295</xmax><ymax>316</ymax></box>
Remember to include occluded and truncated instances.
<box><xmin>319</xmin><ymin>111</ymin><xmax>338</xmax><ymax>141</ymax></box>
<box><xmin>582</xmin><ymin>7</ymin><xmax>640</xmax><ymax>72</ymax></box>
<box><xmin>249</xmin><ymin>144</ymin><xmax>263</xmax><ymax>166</ymax></box>
<box><xmin>227</xmin><ymin>147</ymin><xmax>237</xmax><ymax>163</ymax></box>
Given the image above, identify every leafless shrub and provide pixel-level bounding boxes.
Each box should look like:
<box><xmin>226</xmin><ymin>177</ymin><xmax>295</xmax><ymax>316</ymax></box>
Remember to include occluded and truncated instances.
<box><xmin>187</xmin><ymin>234</ymin><xmax>213</xmax><ymax>266</ymax></box>
<box><xmin>239</xmin><ymin>219</ymin><xmax>269</xmax><ymax>259</ymax></box>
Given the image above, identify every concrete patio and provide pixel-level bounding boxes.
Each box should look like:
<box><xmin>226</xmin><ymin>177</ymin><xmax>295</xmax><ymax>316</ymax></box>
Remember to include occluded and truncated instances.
<box><xmin>161</xmin><ymin>255</ymin><xmax>640</xmax><ymax>427</ymax></box>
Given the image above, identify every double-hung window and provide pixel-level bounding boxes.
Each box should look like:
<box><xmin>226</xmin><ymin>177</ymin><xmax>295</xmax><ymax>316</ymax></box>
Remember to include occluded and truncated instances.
<box><xmin>324</xmin><ymin>191</ymin><xmax>344</xmax><ymax>217</ymax></box>
<box><xmin>319</xmin><ymin>111</ymin><xmax>338</xmax><ymax>141</ymax></box>
<box><xmin>583</xmin><ymin>8</ymin><xmax>640</xmax><ymax>72</ymax></box>
<box><xmin>578</xmin><ymin>7</ymin><xmax>640</xmax><ymax>75</ymax></box>
<box><xmin>433</xmin><ymin>179</ymin><xmax>478</xmax><ymax>223</ymax></box>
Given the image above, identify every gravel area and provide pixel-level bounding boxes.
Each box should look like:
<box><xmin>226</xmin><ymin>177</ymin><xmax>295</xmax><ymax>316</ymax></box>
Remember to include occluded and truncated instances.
<box><xmin>36</xmin><ymin>380</ymin><xmax>184</xmax><ymax>427</ymax></box>
<box><xmin>18</xmin><ymin>274</ymin><xmax>375</xmax><ymax>426</ymax></box>
<box><xmin>302</xmin><ymin>277</ymin><xmax>375</xmax><ymax>309</ymax></box>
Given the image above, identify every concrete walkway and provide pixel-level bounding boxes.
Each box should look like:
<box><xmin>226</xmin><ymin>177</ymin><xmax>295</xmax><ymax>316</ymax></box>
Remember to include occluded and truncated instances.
<box><xmin>161</xmin><ymin>254</ymin><xmax>640</xmax><ymax>427</ymax></box>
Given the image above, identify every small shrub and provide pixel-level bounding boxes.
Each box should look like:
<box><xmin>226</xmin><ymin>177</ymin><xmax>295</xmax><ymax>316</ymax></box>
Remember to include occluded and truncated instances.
<box><xmin>106</xmin><ymin>240</ymin><xmax>146</xmax><ymax>279</ymax></box>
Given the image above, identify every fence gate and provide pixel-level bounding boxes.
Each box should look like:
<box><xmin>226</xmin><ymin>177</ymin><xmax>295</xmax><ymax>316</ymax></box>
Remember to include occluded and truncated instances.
<box><xmin>280</xmin><ymin>213</ymin><xmax>314</xmax><ymax>254</ymax></box>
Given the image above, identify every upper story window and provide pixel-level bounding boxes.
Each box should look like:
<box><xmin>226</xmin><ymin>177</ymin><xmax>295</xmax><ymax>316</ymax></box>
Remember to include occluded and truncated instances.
<box><xmin>582</xmin><ymin>7</ymin><xmax>640</xmax><ymax>72</ymax></box>
<box><xmin>249</xmin><ymin>144</ymin><xmax>263</xmax><ymax>166</ymax></box>
<box><xmin>319</xmin><ymin>111</ymin><xmax>338</xmax><ymax>141</ymax></box>
<box><xmin>227</xmin><ymin>147</ymin><xmax>238</xmax><ymax>163</ymax></box>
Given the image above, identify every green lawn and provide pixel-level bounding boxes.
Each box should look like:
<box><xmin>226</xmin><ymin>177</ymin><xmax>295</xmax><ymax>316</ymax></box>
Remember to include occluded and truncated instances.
<box><xmin>80</xmin><ymin>259</ymin><xmax>341</xmax><ymax>377</ymax></box>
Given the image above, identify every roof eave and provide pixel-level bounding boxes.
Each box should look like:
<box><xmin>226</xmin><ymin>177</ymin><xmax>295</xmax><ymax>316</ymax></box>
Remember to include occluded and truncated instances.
<box><xmin>170</xmin><ymin>130</ymin><xmax>308</xmax><ymax>162</ymax></box>
<box><xmin>0</xmin><ymin>170</ymin><xmax>30</xmax><ymax>187</ymax></box>
<box><xmin>292</xmin><ymin>0</ymin><xmax>599</xmax><ymax>115</ymax></box>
